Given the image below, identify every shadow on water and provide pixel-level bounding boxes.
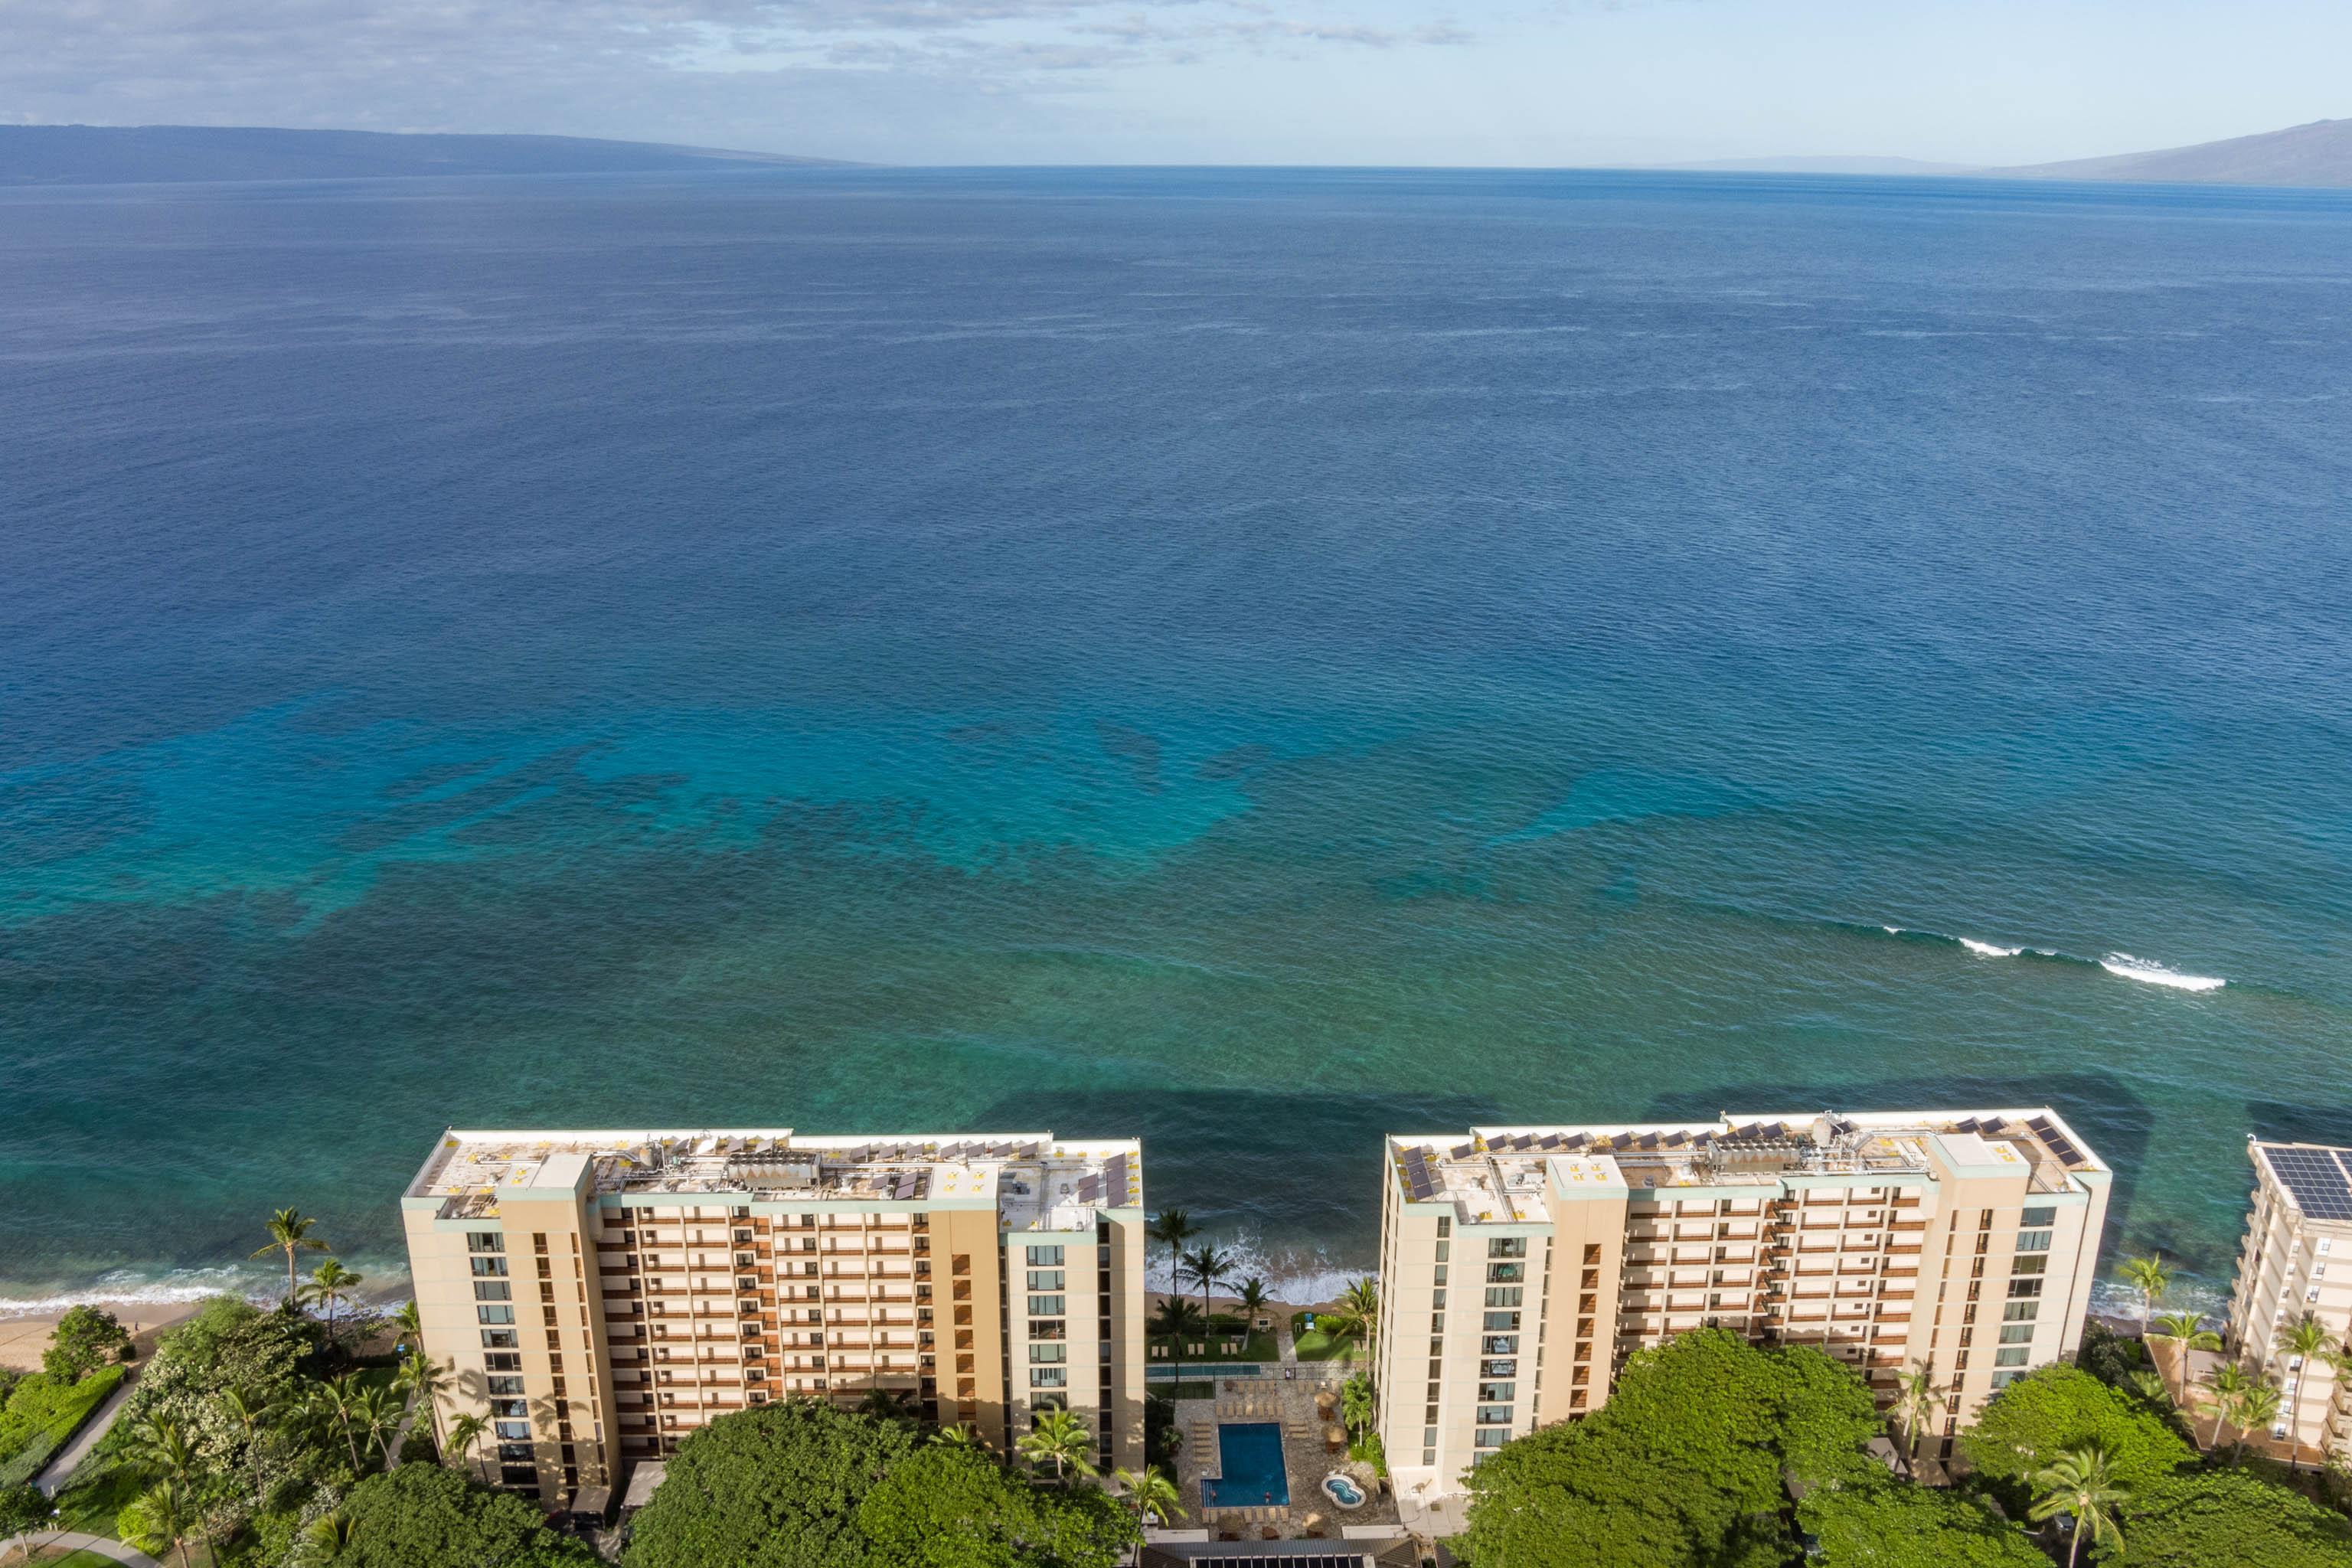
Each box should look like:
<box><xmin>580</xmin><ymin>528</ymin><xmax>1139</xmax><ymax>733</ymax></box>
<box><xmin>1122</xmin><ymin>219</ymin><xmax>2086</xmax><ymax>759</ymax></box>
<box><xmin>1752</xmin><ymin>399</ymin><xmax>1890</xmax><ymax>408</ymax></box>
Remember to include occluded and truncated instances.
<box><xmin>970</xmin><ymin>1088</ymin><xmax>1510</xmax><ymax>1247</ymax></box>
<box><xmin>2243</xmin><ymin>1102</ymin><xmax>2352</xmax><ymax>1148</ymax></box>
<box><xmin>971</xmin><ymin>1075</ymin><xmax>2180</xmax><ymax>1279</ymax></box>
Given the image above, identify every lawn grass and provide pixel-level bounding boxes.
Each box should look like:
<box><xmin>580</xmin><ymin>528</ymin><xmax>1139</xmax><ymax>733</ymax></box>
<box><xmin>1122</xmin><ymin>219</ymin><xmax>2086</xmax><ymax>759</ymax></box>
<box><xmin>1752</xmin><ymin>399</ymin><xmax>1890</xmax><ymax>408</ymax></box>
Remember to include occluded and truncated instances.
<box><xmin>0</xmin><ymin>1366</ymin><xmax>126</xmax><ymax>1488</ymax></box>
<box><xmin>1288</xmin><ymin>1312</ymin><xmax>1364</xmax><ymax>1364</ymax></box>
<box><xmin>51</xmin><ymin>1457</ymin><xmax>146</xmax><ymax>1536</ymax></box>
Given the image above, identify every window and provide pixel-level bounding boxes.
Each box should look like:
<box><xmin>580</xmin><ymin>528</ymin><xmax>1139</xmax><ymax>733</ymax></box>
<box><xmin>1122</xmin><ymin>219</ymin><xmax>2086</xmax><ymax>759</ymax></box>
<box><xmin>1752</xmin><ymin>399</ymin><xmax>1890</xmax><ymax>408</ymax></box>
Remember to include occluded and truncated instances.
<box><xmin>2001</xmin><ymin>1301</ymin><xmax>2039</xmax><ymax>1323</ymax></box>
<box><xmin>482</xmin><ymin>1330</ymin><xmax>519</xmax><ymax>1350</ymax></box>
<box><xmin>1998</xmin><ymin>1325</ymin><xmax>2034</xmax><ymax>1345</ymax></box>
<box><xmin>2020</xmin><ymin>1206</ymin><xmax>2056</xmax><ymax>1228</ymax></box>
<box><xmin>1031</xmin><ymin>1367</ymin><xmax>1067</xmax><ymax>1388</ymax></box>
<box><xmin>2007</xmin><ymin>1279</ymin><xmax>2042</xmax><ymax>1300</ymax></box>
<box><xmin>1027</xmin><ymin>1270</ymin><xmax>1064</xmax><ymax>1291</ymax></box>
<box><xmin>471</xmin><ymin>1256</ymin><xmax>510</xmax><ymax>1277</ymax></box>
<box><xmin>488</xmin><ymin>1376</ymin><xmax>527</xmax><ymax>1395</ymax></box>
<box><xmin>1030</xmin><ymin>1344</ymin><xmax>1066</xmax><ymax>1364</ymax></box>
<box><xmin>469</xmin><ymin>1232</ymin><xmax>505</xmax><ymax>1253</ymax></box>
<box><xmin>1994</xmin><ymin>1348</ymin><xmax>2030</xmax><ymax>1367</ymax></box>
<box><xmin>1474</xmin><ymin>1428</ymin><xmax>1509</xmax><ymax>1448</ymax></box>
<box><xmin>1027</xmin><ymin>1246</ymin><xmax>1064</xmax><ymax>1267</ymax></box>
<box><xmin>478</xmin><ymin>1305</ymin><xmax>516</xmax><ymax>1325</ymax></box>
<box><xmin>1482</xmin><ymin>1335</ymin><xmax>1518</xmax><ymax>1356</ymax></box>
<box><xmin>1437</xmin><ymin>1217</ymin><xmax>1451</xmax><ymax>1239</ymax></box>
<box><xmin>2015</xmin><ymin>1230</ymin><xmax>2052</xmax><ymax>1253</ymax></box>
<box><xmin>497</xmin><ymin>1442</ymin><xmax>534</xmax><ymax>1462</ymax></box>
<box><xmin>1030</xmin><ymin>1319</ymin><xmax>1067</xmax><ymax>1341</ymax></box>
<box><xmin>1482</xmin><ymin>1312</ymin><xmax>1521</xmax><ymax>1331</ymax></box>
<box><xmin>1475</xmin><ymin>1405</ymin><xmax>1514</xmax><ymax>1426</ymax></box>
<box><xmin>1486</xmin><ymin>1263</ymin><xmax>1524</xmax><ymax>1284</ymax></box>
<box><xmin>474</xmin><ymin>1280</ymin><xmax>512</xmax><ymax>1302</ymax></box>
<box><xmin>1990</xmin><ymin>1370</ymin><xmax>2025</xmax><ymax>1391</ymax></box>
<box><xmin>1478</xmin><ymin>1382</ymin><xmax>1515</xmax><ymax>1402</ymax></box>
<box><xmin>1484</xmin><ymin>1287</ymin><xmax>1522</xmax><ymax>1308</ymax></box>
<box><xmin>1489</xmin><ymin>1237</ymin><xmax>1528</xmax><ymax>1259</ymax></box>
<box><xmin>494</xmin><ymin>1421</ymin><xmax>532</xmax><ymax>1441</ymax></box>
<box><xmin>1480</xmin><ymin>1358</ymin><xmax>1516</xmax><ymax>1378</ymax></box>
<box><xmin>485</xmin><ymin>1352</ymin><xmax>521</xmax><ymax>1370</ymax></box>
<box><xmin>1028</xmin><ymin>1296</ymin><xmax>1065</xmax><ymax>1317</ymax></box>
<box><xmin>491</xmin><ymin>1398</ymin><xmax>528</xmax><ymax>1418</ymax></box>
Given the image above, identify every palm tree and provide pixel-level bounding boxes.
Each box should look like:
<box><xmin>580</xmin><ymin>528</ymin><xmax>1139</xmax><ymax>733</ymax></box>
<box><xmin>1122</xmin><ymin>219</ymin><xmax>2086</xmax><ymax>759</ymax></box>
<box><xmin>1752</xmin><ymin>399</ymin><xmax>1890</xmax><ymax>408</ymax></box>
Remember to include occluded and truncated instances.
<box><xmin>1236</xmin><ymin>1277</ymin><xmax>1272</xmax><ymax>1332</ymax></box>
<box><xmin>1155</xmin><ymin>1295</ymin><xmax>1204</xmax><ymax>1398</ymax></box>
<box><xmin>1893</xmin><ymin>1361</ymin><xmax>1942</xmax><ymax>1475</ymax></box>
<box><xmin>1149</xmin><ymin>1209</ymin><xmax>1197</xmax><ymax>1306</ymax></box>
<box><xmin>390</xmin><ymin>1300</ymin><xmax>424</xmax><ymax>1356</ymax></box>
<box><xmin>931</xmin><ymin>1423</ymin><xmax>982</xmax><ymax>1448</ymax></box>
<box><xmin>1323</xmin><ymin>1277</ymin><xmax>1381</xmax><ymax>1370</ymax></box>
<box><xmin>253</xmin><ymin>1209</ymin><xmax>332</xmax><ymax>1307</ymax></box>
<box><xmin>2203</xmin><ymin>1362</ymin><xmax>2252</xmax><ymax>1449</ymax></box>
<box><xmin>125</xmin><ymin>1415</ymin><xmax>199</xmax><ymax>1488</ymax></box>
<box><xmin>119</xmin><ymin>1478</ymin><xmax>198</xmax><ymax>1568</ymax></box>
<box><xmin>2118</xmin><ymin>1254</ymin><xmax>2171</xmax><ymax>1342</ymax></box>
<box><xmin>353</xmin><ymin>1381</ymin><xmax>402</xmax><ymax>1468</ymax></box>
<box><xmin>2147</xmin><ymin>1312</ymin><xmax>2220</xmax><ymax>1406</ymax></box>
<box><xmin>2028</xmin><ymin>1442</ymin><xmax>2128</xmax><ymax>1568</ymax></box>
<box><xmin>302</xmin><ymin>1259</ymin><xmax>364</xmax><ymax>1348</ymax></box>
<box><xmin>1017</xmin><ymin>1407</ymin><xmax>1096</xmax><ymax>1486</ymax></box>
<box><xmin>398</xmin><ymin>1354</ymin><xmax>453</xmax><ymax>1455</ymax></box>
<box><xmin>1115</xmin><ymin>1464</ymin><xmax>1184</xmax><ymax>1527</ymax></box>
<box><xmin>312</xmin><ymin>1374</ymin><xmax>368</xmax><ymax>1474</ymax></box>
<box><xmin>2232</xmin><ymin>1381</ymin><xmax>2282</xmax><ymax>1464</ymax></box>
<box><xmin>2277</xmin><ymin>1315</ymin><xmax>2333</xmax><ymax>1472</ymax></box>
<box><xmin>857</xmin><ymin>1386</ymin><xmax>917</xmax><ymax>1422</ymax></box>
<box><xmin>301</xmin><ymin>1508</ymin><xmax>357</xmax><ymax>1566</ymax></box>
<box><xmin>1182</xmin><ymin>1243</ymin><xmax>1234</xmax><ymax>1334</ymax></box>
<box><xmin>446</xmin><ymin>1411</ymin><xmax>492</xmax><ymax>1483</ymax></box>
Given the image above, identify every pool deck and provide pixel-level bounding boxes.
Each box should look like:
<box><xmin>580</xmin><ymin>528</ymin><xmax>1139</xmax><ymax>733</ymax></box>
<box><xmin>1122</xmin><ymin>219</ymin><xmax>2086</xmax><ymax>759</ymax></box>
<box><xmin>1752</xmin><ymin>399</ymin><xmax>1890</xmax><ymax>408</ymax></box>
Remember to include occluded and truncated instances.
<box><xmin>1172</xmin><ymin>1318</ymin><xmax>1403</xmax><ymax>1542</ymax></box>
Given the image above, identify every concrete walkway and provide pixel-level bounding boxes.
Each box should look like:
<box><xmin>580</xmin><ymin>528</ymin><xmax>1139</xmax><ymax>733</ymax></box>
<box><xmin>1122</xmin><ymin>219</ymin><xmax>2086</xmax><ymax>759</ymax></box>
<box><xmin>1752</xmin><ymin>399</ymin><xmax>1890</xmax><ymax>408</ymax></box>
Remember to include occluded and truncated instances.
<box><xmin>35</xmin><ymin>1371</ymin><xmax>141</xmax><ymax>1498</ymax></box>
<box><xmin>2</xmin><ymin>1528</ymin><xmax>165</xmax><ymax>1567</ymax></box>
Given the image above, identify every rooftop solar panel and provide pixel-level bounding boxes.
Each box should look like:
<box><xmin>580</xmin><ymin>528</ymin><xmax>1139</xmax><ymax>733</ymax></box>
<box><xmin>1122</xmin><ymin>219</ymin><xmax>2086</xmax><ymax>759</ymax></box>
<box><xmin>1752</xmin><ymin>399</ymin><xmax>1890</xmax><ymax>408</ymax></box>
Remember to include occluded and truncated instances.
<box><xmin>2265</xmin><ymin>1146</ymin><xmax>2352</xmax><ymax>1220</ymax></box>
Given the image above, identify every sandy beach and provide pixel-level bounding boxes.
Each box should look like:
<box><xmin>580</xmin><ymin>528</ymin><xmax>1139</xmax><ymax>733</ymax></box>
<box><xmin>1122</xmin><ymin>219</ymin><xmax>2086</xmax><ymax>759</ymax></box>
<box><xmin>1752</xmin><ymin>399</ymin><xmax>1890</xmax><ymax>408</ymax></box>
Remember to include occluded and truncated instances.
<box><xmin>0</xmin><ymin>1300</ymin><xmax>207</xmax><ymax>1374</ymax></box>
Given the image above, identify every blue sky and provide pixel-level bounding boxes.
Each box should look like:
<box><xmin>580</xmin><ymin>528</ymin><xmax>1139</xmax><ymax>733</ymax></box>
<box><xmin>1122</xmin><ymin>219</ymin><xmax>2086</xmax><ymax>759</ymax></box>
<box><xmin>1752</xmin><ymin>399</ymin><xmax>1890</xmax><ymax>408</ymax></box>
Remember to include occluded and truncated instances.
<box><xmin>5</xmin><ymin>0</ymin><xmax>2347</xmax><ymax>166</ymax></box>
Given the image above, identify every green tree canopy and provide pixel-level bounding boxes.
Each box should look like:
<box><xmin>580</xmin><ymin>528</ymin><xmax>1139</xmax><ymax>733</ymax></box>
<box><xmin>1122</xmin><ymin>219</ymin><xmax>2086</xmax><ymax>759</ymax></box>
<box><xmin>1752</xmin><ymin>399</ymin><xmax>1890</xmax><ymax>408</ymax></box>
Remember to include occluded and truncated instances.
<box><xmin>44</xmin><ymin>1305</ymin><xmax>132</xmax><ymax>1382</ymax></box>
<box><xmin>857</xmin><ymin>1442</ymin><xmax>1133</xmax><ymax>1568</ymax></box>
<box><xmin>1798</xmin><ymin>1481</ymin><xmax>2047</xmax><ymax>1568</ymax></box>
<box><xmin>2095</xmin><ymin>1468</ymin><xmax>2352</xmax><ymax>1568</ymax></box>
<box><xmin>323</xmin><ymin>1461</ymin><xmax>599</xmax><ymax>1568</ymax></box>
<box><xmin>622</xmin><ymin>1400</ymin><xmax>920</xmax><ymax>1568</ymax></box>
<box><xmin>1457</xmin><ymin>1328</ymin><xmax>1880</xmax><ymax>1568</ymax></box>
<box><xmin>108</xmin><ymin>1295</ymin><xmax>322</xmax><ymax>1488</ymax></box>
<box><xmin>1955</xmin><ymin>1364</ymin><xmax>2190</xmax><ymax>1508</ymax></box>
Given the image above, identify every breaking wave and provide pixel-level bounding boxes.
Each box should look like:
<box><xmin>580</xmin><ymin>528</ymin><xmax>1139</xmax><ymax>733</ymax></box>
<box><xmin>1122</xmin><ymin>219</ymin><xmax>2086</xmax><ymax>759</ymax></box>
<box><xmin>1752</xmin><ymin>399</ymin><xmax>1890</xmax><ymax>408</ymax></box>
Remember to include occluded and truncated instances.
<box><xmin>1864</xmin><ymin>923</ymin><xmax>2223</xmax><ymax>992</ymax></box>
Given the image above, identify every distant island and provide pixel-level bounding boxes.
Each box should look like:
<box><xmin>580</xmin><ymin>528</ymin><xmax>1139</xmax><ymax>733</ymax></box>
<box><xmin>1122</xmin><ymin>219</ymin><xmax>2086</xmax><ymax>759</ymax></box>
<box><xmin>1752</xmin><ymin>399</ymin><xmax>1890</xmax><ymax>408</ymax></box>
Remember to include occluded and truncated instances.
<box><xmin>0</xmin><ymin>125</ymin><xmax>854</xmax><ymax>185</ymax></box>
<box><xmin>1664</xmin><ymin>117</ymin><xmax>2352</xmax><ymax>188</ymax></box>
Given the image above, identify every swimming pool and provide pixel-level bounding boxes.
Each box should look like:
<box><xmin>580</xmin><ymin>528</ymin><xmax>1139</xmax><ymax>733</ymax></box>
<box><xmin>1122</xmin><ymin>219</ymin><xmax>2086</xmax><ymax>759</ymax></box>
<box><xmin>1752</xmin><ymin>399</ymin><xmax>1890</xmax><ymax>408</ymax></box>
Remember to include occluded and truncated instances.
<box><xmin>1200</xmin><ymin>1422</ymin><xmax>1289</xmax><ymax>1508</ymax></box>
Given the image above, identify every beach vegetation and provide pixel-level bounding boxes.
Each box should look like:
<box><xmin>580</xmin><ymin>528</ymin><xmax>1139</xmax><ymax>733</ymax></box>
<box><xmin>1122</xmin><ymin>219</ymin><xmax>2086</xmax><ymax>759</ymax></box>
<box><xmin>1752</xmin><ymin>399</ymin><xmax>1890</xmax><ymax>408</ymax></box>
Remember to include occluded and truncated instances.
<box><xmin>0</xmin><ymin>1362</ymin><xmax>127</xmax><ymax>1488</ymax></box>
<box><xmin>2027</xmin><ymin>1442</ymin><xmax>2127</xmax><ymax>1568</ymax></box>
<box><xmin>44</xmin><ymin>1306</ymin><xmax>133</xmax><ymax>1381</ymax></box>
<box><xmin>305</xmin><ymin>1460</ymin><xmax>596</xmax><ymax>1568</ymax></box>
<box><xmin>1957</xmin><ymin>1364</ymin><xmax>2190</xmax><ymax>1510</ymax></box>
<box><xmin>1795</xmin><ymin>1482</ymin><xmax>2047</xmax><ymax>1567</ymax></box>
<box><xmin>619</xmin><ymin>1398</ymin><xmax>1135</xmax><ymax>1568</ymax></box>
<box><xmin>2096</xmin><ymin>1465</ymin><xmax>2352</xmax><ymax>1566</ymax></box>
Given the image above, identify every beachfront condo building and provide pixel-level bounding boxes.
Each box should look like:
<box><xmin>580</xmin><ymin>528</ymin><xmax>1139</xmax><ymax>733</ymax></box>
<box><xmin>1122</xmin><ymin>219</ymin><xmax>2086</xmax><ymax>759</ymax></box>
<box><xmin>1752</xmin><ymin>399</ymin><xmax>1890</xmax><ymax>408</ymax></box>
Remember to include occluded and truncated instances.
<box><xmin>2223</xmin><ymin>1139</ymin><xmax>2352</xmax><ymax>1460</ymax></box>
<box><xmin>400</xmin><ymin>1128</ymin><xmax>1147</xmax><ymax>1510</ymax></box>
<box><xmin>1375</xmin><ymin>1108</ymin><xmax>2111</xmax><ymax>1502</ymax></box>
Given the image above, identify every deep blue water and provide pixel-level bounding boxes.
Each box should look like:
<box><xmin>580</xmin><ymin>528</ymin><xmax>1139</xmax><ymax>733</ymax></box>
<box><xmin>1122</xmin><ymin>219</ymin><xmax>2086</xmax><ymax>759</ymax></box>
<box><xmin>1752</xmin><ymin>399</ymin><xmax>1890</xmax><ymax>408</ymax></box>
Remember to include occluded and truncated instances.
<box><xmin>3</xmin><ymin>168</ymin><xmax>2350</xmax><ymax>1310</ymax></box>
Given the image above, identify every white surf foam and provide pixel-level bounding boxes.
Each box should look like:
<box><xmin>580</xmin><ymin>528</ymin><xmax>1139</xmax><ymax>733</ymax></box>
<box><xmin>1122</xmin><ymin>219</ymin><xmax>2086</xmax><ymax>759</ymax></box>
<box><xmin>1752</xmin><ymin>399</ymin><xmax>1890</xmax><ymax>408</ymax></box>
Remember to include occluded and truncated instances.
<box><xmin>1143</xmin><ymin>1232</ymin><xmax>1370</xmax><ymax>1308</ymax></box>
<box><xmin>2100</xmin><ymin>953</ymin><xmax>2226</xmax><ymax>992</ymax></box>
<box><xmin>1958</xmin><ymin>938</ymin><xmax>2022</xmax><ymax>958</ymax></box>
<box><xmin>0</xmin><ymin>1266</ymin><xmax>267</xmax><ymax>1320</ymax></box>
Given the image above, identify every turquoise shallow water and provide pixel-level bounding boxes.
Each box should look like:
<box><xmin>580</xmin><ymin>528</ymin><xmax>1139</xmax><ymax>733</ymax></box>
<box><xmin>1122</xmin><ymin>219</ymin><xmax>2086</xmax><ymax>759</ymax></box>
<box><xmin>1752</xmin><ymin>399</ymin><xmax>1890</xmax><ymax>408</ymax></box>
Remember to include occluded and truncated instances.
<box><xmin>3</xmin><ymin>168</ymin><xmax>2350</xmax><ymax>1312</ymax></box>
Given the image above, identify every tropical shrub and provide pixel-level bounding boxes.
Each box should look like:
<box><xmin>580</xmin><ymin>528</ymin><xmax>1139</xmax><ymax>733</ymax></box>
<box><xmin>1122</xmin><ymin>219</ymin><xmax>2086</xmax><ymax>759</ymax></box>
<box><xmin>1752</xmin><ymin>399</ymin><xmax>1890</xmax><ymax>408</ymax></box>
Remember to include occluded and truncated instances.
<box><xmin>44</xmin><ymin>1305</ymin><xmax>132</xmax><ymax>1382</ymax></box>
<box><xmin>1956</xmin><ymin>1364</ymin><xmax>2190</xmax><ymax>1510</ymax></box>
<box><xmin>1798</xmin><ymin>1481</ymin><xmax>2047</xmax><ymax>1567</ymax></box>
<box><xmin>322</xmin><ymin>1462</ymin><xmax>600</xmax><ymax>1568</ymax></box>
<box><xmin>1455</xmin><ymin>1328</ymin><xmax>1880</xmax><ymax>1568</ymax></box>
<box><xmin>0</xmin><ymin>1364</ymin><xmax>128</xmax><ymax>1488</ymax></box>
<box><xmin>2094</xmin><ymin>1467</ymin><xmax>2352</xmax><ymax>1568</ymax></box>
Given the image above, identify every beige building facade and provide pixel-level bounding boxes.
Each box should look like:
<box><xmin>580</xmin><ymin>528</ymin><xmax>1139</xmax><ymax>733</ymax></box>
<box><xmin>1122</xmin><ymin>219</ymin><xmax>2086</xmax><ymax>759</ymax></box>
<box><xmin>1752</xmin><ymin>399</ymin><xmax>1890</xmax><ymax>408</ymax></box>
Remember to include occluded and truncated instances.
<box><xmin>400</xmin><ymin>1128</ymin><xmax>1147</xmax><ymax>1509</ymax></box>
<box><xmin>2225</xmin><ymin>1140</ymin><xmax>2352</xmax><ymax>1457</ymax></box>
<box><xmin>1376</xmin><ymin>1108</ymin><xmax>2111</xmax><ymax>1504</ymax></box>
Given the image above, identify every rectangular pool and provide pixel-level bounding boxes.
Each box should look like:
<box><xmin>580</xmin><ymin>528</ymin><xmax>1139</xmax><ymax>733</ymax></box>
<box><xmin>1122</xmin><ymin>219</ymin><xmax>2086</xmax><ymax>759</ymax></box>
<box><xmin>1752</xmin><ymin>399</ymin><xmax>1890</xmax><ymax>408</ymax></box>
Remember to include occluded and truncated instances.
<box><xmin>1200</xmin><ymin>1421</ymin><xmax>1289</xmax><ymax>1508</ymax></box>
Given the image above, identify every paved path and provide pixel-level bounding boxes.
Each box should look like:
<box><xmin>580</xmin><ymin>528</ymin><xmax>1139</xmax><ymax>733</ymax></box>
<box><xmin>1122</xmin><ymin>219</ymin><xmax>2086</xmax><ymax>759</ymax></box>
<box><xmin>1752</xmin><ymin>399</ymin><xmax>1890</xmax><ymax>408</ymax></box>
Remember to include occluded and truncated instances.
<box><xmin>2</xmin><ymin>1528</ymin><xmax>164</xmax><ymax>1567</ymax></box>
<box><xmin>35</xmin><ymin>1371</ymin><xmax>141</xmax><ymax>1498</ymax></box>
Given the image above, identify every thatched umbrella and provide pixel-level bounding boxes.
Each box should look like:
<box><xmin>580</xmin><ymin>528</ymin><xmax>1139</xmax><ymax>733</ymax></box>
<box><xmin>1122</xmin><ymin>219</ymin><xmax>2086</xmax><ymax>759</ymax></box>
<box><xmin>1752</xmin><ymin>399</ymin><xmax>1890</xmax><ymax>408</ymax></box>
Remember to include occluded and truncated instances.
<box><xmin>1314</xmin><ymin>1389</ymin><xmax>1337</xmax><ymax>1416</ymax></box>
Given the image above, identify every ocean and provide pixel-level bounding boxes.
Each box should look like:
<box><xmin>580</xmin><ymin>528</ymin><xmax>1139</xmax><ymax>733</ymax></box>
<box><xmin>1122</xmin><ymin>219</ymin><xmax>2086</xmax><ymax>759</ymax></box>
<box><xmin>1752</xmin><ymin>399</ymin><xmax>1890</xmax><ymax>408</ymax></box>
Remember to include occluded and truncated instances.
<box><xmin>3</xmin><ymin>167</ymin><xmax>2350</xmax><ymax>1314</ymax></box>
